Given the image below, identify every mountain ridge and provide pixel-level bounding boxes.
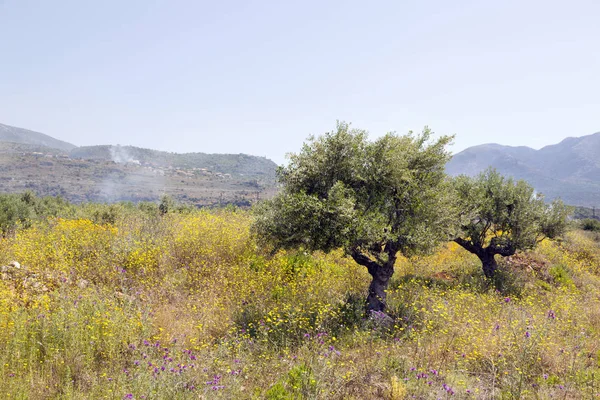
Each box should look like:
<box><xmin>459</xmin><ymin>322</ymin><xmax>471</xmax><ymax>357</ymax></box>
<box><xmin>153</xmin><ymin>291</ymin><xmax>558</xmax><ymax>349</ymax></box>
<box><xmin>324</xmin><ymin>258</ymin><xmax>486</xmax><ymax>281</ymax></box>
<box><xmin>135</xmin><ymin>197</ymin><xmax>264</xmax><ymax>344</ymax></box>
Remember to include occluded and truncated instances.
<box><xmin>447</xmin><ymin>131</ymin><xmax>600</xmax><ymax>207</ymax></box>
<box><xmin>0</xmin><ymin>123</ymin><xmax>77</xmax><ymax>152</ymax></box>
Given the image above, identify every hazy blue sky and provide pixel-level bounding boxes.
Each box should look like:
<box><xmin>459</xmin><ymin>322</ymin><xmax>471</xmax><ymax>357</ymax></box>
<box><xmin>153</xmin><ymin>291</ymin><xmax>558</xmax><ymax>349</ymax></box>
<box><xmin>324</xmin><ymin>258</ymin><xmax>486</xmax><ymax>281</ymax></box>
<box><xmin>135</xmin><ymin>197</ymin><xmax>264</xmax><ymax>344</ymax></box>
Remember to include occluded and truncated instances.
<box><xmin>1</xmin><ymin>0</ymin><xmax>599</xmax><ymax>164</ymax></box>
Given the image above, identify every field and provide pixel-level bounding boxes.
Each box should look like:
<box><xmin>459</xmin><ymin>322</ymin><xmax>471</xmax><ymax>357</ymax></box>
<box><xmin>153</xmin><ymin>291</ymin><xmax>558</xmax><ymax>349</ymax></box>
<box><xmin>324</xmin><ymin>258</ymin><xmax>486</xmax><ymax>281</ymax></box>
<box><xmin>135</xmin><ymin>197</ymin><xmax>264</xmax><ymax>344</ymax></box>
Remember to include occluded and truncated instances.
<box><xmin>1</xmin><ymin>208</ymin><xmax>600</xmax><ymax>399</ymax></box>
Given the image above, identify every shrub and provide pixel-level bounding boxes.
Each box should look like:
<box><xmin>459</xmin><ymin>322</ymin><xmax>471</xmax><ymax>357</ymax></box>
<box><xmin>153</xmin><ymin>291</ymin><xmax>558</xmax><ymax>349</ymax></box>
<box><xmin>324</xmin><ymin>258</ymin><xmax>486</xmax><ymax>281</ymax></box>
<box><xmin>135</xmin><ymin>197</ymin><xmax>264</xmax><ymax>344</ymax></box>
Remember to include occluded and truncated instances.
<box><xmin>582</xmin><ymin>218</ymin><xmax>600</xmax><ymax>232</ymax></box>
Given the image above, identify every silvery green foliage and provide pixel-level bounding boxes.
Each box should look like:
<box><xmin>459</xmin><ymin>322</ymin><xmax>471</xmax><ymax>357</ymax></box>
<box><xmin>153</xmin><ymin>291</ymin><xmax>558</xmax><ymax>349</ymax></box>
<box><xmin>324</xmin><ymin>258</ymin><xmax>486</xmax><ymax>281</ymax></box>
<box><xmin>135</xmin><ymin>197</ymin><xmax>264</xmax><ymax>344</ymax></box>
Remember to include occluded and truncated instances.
<box><xmin>453</xmin><ymin>168</ymin><xmax>569</xmax><ymax>257</ymax></box>
<box><xmin>252</xmin><ymin>122</ymin><xmax>455</xmax><ymax>263</ymax></box>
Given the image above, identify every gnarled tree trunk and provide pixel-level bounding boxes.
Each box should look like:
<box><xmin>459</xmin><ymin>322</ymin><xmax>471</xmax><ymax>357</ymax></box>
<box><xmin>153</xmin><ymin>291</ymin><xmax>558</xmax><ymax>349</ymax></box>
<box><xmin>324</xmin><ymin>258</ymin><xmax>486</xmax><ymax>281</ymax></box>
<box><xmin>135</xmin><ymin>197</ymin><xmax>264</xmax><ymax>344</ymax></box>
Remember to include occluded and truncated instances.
<box><xmin>351</xmin><ymin>250</ymin><xmax>396</xmax><ymax>313</ymax></box>
<box><xmin>478</xmin><ymin>251</ymin><xmax>498</xmax><ymax>280</ymax></box>
<box><xmin>454</xmin><ymin>238</ymin><xmax>514</xmax><ymax>281</ymax></box>
<box><xmin>366</xmin><ymin>264</ymin><xmax>394</xmax><ymax>312</ymax></box>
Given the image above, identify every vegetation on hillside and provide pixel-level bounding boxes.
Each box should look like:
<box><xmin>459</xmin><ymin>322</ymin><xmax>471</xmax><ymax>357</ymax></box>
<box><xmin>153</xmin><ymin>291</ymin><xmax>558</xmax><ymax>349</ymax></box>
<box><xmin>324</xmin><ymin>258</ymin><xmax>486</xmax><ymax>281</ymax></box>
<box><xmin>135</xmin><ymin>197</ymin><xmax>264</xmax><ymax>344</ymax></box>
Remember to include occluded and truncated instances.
<box><xmin>0</xmin><ymin>141</ymin><xmax>69</xmax><ymax>156</ymax></box>
<box><xmin>0</xmin><ymin>152</ymin><xmax>275</xmax><ymax>206</ymax></box>
<box><xmin>69</xmin><ymin>145</ymin><xmax>277</xmax><ymax>178</ymax></box>
<box><xmin>1</xmin><ymin>123</ymin><xmax>278</xmax><ymax>206</ymax></box>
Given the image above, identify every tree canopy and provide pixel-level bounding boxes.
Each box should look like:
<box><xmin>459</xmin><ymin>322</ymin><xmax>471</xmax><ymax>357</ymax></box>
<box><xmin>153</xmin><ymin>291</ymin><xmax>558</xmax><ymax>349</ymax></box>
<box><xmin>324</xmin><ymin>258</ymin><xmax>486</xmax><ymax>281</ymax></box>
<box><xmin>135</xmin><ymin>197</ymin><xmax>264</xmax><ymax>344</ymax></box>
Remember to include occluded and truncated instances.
<box><xmin>452</xmin><ymin>168</ymin><xmax>569</xmax><ymax>279</ymax></box>
<box><xmin>253</xmin><ymin>122</ymin><xmax>455</xmax><ymax>312</ymax></box>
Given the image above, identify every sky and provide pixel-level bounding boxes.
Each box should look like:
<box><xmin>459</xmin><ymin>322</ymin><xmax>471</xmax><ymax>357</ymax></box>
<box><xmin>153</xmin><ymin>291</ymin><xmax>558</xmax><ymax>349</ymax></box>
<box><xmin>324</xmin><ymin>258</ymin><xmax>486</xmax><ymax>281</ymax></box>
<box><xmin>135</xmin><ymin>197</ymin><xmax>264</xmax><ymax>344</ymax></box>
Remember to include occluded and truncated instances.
<box><xmin>1</xmin><ymin>0</ymin><xmax>599</xmax><ymax>164</ymax></box>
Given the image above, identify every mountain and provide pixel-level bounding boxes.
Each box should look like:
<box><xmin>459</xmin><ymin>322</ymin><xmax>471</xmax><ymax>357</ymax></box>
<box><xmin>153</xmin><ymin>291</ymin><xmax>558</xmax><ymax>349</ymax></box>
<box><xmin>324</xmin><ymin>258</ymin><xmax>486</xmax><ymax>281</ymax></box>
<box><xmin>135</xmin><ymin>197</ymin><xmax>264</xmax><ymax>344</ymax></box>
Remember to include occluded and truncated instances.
<box><xmin>447</xmin><ymin>132</ymin><xmax>600</xmax><ymax>207</ymax></box>
<box><xmin>0</xmin><ymin>123</ymin><xmax>77</xmax><ymax>152</ymax></box>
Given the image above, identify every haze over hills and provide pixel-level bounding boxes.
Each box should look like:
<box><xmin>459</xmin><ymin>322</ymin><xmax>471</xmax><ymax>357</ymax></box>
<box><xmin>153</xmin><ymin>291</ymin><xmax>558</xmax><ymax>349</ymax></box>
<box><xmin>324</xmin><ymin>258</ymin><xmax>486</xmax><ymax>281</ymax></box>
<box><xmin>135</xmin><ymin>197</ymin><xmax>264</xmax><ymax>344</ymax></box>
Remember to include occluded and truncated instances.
<box><xmin>0</xmin><ymin>122</ymin><xmax>278</xmax><ymax>206</ymax></box>
<box><xmin>447</xmin><ymin>132</ymin><xmax>600</xmax><ymax>207</ymax></box>
<box><xmin>70</xmin><ymin>145</ymin><xmax>276</xmax><ymax>177</ymax></box>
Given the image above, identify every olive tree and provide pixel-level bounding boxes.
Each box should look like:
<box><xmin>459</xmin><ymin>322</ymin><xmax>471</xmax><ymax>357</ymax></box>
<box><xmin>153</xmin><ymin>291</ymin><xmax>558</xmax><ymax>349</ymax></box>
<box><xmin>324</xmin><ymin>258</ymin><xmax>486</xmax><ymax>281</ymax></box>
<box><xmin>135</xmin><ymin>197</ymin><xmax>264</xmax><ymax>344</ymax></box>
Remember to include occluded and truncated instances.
<box><xmin>252</xmin><ymin>122</ymin><xmax>455</xmax><ymax>312</ymax></box>
<box><xmin>453</xmin><ymin>169</ymin><xmax>568</xmax><ymax>279</ymax></box>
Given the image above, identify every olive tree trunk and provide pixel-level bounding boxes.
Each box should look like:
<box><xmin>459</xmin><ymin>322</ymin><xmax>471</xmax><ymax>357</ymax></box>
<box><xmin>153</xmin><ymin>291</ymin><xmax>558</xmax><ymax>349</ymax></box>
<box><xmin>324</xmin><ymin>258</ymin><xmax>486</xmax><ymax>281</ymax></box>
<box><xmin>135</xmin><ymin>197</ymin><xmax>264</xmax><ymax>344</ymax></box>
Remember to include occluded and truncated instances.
<box><xmin>351</xmin><ymin>250</ymin><xmax>396</xmax><ymax>313</ymax></box>
<box><xmin>366</xmin><ymin>264</ymin><xmax>394</xmax><ymax>312</ymax></box>
<box><xmin>478</xmin><ymin>251</ymin><xmax>498</xmax><ymax>280</ymax></box>
<box><xmin>454</xmin><ymin>238</ymin><xmax>514</xmax><ymax>281</ymax></box>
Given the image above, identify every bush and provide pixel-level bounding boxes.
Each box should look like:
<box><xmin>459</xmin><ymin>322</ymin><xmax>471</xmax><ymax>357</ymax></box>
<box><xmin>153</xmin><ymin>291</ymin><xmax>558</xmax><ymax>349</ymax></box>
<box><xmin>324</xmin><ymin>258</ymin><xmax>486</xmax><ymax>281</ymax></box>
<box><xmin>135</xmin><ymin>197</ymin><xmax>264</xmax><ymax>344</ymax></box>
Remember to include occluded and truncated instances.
<box><xmin>582</xmin><ymin>218</ymin><xmax>600</xmax><ymax>232</ymax></box>
<box><xmin>0</xmin><ymin>192</ymin><xmax>75</xmax><ymax>236</ymax></box>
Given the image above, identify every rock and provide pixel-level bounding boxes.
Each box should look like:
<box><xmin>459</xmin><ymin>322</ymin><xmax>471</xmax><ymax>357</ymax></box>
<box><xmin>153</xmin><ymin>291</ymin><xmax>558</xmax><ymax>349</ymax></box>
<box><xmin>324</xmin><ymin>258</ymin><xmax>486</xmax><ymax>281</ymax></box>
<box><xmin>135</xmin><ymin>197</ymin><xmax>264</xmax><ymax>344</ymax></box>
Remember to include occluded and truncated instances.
<box><xmin>9</xmin><ymin>261</ymin><xmax>20</xmax><ymax>269</ymax></box>
<box><xmin>77</xmin><ymin>279</ymin><xmax>89</xmax><ymax>289</ymax></box>
<box><xmin>369</xmin><ymin>310</ymin><xmax>395</xmax><ymax>330</ymax></box>
<box><xmin>22</xmin><ymin>276</ymin><xmax>48</xmax><ymax>293</ymax></box>
<box><xmin>115</xmin><ymin>291</ymin><xmax>135</xmax><ymax>302</ymax></box>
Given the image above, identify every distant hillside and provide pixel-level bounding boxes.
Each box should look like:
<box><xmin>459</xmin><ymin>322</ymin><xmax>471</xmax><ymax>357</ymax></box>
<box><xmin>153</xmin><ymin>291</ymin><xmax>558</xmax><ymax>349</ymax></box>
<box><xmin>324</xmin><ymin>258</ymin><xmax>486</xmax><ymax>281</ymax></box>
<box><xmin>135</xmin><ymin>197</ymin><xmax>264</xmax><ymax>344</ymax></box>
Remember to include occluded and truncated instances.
<box><xmin>0</xmin><ymin>123</ymin><xmax>77</xmax><ymax>152</ymax></box>
<box><xmin>447</xmin><ymin>132</ymin><xmax>600</xmax><ymax>207</ymax></box>
<box><xmin>0</xmin><ymin>141</ymin><xmax>68</xmax><ymax>156</ymax></box>
<box><xmin>0</xmin><ymin>123</ymin><xmax>278</xmax><ymax>206</ymax></box>
<box><xmin>70</xmin><ymin>145</ymin><xmax>277</xmax><ymax>178</ymax></box>
<box><xmin>0</xmin><ymin>151</ymin><xmax>277</xmax><ymax>206</ymax></box>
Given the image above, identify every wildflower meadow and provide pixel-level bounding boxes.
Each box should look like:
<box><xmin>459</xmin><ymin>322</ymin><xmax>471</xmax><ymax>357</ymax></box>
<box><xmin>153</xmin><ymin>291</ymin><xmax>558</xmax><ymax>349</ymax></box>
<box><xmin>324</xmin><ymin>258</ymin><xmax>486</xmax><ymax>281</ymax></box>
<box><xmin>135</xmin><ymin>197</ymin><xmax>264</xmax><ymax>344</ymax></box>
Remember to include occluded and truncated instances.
<box><xmin>1</xmin><ymin>205</ymin><xmax>600</xmax><ymax>399</ymax></box>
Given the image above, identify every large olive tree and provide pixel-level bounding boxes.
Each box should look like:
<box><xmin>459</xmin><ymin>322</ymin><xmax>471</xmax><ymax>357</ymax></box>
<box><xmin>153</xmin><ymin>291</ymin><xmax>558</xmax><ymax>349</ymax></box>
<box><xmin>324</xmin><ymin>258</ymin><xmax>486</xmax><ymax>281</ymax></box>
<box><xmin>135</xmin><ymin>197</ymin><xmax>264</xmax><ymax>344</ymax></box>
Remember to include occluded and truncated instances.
<box><xmin>252</xmin><ymin>122</ymin><xmax>455</xmax><ymax>312</ymax></box>
<box><xmin>453</xmin><ymin>169</ymin><xmax>568</xmax><ymax>279</ymax></box>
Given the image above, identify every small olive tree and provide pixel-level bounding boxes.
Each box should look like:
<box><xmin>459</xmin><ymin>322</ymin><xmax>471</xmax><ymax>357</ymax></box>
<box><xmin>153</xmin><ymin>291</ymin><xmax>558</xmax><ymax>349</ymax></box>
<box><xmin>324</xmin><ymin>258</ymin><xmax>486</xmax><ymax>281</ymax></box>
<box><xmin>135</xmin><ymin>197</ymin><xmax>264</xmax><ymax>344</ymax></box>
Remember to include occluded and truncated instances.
<box><xmin>252</xmin><ymin>122</ymin><xmax>455</xmax><ymax>312</ymax></box>
<box><xmin>453</xmin><ymin>169</ymin><xmax>568</xmax><ymax>279</ymax></box>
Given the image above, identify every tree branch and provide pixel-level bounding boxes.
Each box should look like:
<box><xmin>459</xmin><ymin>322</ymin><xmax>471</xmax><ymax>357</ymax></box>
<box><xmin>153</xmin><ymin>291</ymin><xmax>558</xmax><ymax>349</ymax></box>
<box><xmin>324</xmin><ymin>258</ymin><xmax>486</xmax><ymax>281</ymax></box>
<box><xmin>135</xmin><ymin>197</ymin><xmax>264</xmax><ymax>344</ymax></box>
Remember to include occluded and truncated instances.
<box><xmin>479</xmin><ymin>220</ymin><xmax>492</xmax><ymax>245</ymax></box>
<box><xmin>453</xmin><ymin>237</ymin><xmax>483</xmax><ymax>257</ymax></box>
<box><xmin>384</xmin><ymin>241</ymin><xmax>399</xmax><ymax>259</ymax></box>
<box><xmin>350</xmin><ymin>249</ymin><xmax>381</xmax><ymax>276</ymax></box>
<box><xmin>488</xmin><ymin>237</ymin><xmax>516</xmax><ymax>257</ymax></box>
